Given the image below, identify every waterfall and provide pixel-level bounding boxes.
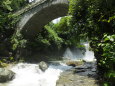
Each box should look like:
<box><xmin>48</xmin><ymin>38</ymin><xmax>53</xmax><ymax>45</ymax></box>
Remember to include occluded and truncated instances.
<box><xmin>63</xmin><ymin>43</ymin><xmax>95</xmax><ymax>62</ymax></box>
<box><xmin>0</xmin><ymin>63</ymin><xmax>71</xmax><ymax>86</ymax></box>
<box><xmin>83</xmin><ymin>43</ymin><xmax>95</xmax><ymax>62</ymax></box>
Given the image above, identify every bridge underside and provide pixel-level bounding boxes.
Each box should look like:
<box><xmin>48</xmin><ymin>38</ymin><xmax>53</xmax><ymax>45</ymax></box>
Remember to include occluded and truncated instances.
<box><xmin>20</xmin><ymin>1</ymin><xmax>69</xmax><ymax>38</ymax></box>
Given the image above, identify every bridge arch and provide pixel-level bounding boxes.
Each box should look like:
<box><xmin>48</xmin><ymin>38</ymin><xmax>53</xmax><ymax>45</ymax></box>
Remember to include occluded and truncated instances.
<box><xmin>17</xmin><ymin>0</ymin><xmax>69</xmax><ymax>38</ymax></box>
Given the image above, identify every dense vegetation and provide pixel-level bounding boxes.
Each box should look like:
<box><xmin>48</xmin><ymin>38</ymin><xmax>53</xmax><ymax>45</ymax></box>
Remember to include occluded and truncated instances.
<box><xmin>69</xmin><ymin>0</ymin><xmax>115</xmax><ymax>85</ymax></box>
<box><xmin>0</xmin><ymin>0</ymin><xmax>27</xmax><ymax>58</ymax></box>
<box><xmin>0</xmin><ymin>0</ymin><xmax>115</xmax><ymax>85</ymax></box>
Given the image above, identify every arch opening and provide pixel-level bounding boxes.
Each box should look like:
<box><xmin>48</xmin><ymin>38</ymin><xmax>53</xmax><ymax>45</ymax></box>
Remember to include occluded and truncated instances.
<box><xmin>19</xmin><ymin>2</ymin><xmax>69</xmax><ymax>38</ymax></box>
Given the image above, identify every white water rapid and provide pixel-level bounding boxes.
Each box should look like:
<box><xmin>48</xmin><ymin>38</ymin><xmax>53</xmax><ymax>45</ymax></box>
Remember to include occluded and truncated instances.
<box><xmin>0</xmin><ymin>63</ymin><xmax>72</xmax><ymax>86</ymax></box>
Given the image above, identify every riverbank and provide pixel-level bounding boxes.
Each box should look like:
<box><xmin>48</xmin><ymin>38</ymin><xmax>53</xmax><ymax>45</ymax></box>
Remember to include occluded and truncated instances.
<box><xmin>56</xmin><ymin>62</ymin><xmax>99</xmax><ymax>86</ymax></box>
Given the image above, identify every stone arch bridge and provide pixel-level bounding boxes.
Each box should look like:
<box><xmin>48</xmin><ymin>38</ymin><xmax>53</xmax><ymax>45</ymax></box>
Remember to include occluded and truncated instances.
<box><xmin>16</xmin><ymin>0</ymin><xmax>69</xmax><ymax>38</ymax></box>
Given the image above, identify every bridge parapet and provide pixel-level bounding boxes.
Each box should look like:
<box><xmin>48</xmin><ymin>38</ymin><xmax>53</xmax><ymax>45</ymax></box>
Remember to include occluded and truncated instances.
<box><xmin>15</xmin><ymin>0</ymin><xmax>55</xmax><ymax>16</ymax></box>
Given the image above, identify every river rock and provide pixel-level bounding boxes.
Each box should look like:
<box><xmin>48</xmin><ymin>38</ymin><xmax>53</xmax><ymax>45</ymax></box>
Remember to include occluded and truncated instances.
<box><xmin>66</xmin><ymin>61</ymin><xmax>84</xmax><ymax>67</ymax></box>
<box><xmin>0</xmin><ymin>68</ymin><xmax>15</xmax><ymax>82</ymax></box>
<box><xmin>39</xmin><ymin>61</ymin><xmax>48</xmax><ymax>71</ymax></box>
<box><xmin>56</xmin><ymin>62</ymin><xmax>99</xmax><ymax>86</ymax></box>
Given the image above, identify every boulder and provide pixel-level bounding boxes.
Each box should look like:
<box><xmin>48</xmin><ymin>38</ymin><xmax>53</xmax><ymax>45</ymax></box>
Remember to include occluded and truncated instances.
<box><xmin>0</xmin><ymin>68</ymin><xmax>15</xmax><ymax>82</ymax></box>
<box><xmin>39</xmin><ymin>61</ymin><xmax>48</xmax><ymax>71</ymax></box>
<box><xmin>66</xmin><ymin>61</ymin><xmax>84</xmax><ymax>67</ymax></box>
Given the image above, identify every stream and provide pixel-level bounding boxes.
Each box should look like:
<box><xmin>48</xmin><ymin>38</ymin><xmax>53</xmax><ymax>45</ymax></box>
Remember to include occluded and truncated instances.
<box><xmin>0</xmin><ymin>43</ymin><xmax>97</xmax><ymax>86</ymax></box>
<box><xmin>3</xmin><ymin>63</ymin><xmax>72</xmax><ymax>86</ymax></box>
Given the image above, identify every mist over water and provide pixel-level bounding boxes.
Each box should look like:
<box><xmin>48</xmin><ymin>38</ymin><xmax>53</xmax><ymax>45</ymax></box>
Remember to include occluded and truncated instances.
<box><xmin>63</xmin><ymin>47</ymin><xmax>84</xmax><ymax>60</ymax></box>
<box><xmin>63</xmin><ymin>43</ymin><xmax>95</xmax><ymax>62</ymax></box>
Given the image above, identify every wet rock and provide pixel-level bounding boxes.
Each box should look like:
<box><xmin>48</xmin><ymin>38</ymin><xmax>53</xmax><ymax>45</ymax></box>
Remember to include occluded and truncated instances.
<box><xmin>0</xmin><ymin>68</ymin><xmax>15</xmax><ymax>83</ymax></box>
<box><xmin>66</xmin><ymin>61</ymin><xmax>84</xmax><ymax>67</ymax></box>
<box><xmin>75</xmin><ymin>69</ymin><xmax>86</xmax><ymax>73</ymax></box>
<box><xmin>56</xmin><ymin>68</ymin><xmax>99</xmax><ymax>86</ymax></box>
<box><xmin>56</xmin><ymin>62</ymin><xmax>99</xmax><ymax>86</ymax></box>
<box><xmin>92</xmin><ymin>68</ymin><xmax>96</xmax><ymax>72</ymax></box>
<box><xmin>49</xmin><ymin>61</ymin><xmax>61</xmax><ymax>66</ymax></box>
<box><xmin>39</xmin><ymin>61</ymin><xmax>48</xmax><ymax>71</ymax></box>
<box><xmin>75</xmin><ymin>65</ymin><xmax>88</xmax><ymax>69</ymax></box>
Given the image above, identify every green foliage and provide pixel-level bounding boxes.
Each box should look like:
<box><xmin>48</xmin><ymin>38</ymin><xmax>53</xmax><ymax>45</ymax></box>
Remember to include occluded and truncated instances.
<box><xmin>69</xmin><ymin>0</ymin><xmax>115</xmax><ymax>85</ymax></box>
<box><xmin>0</xmin><ymin>0</ymin><xmax>28</xmax><ymax>61</ymax></box>
<box><xmin>54</xmin><ymin>16</ymin><xmax>81</xmax><ymax>46</ymax></box>
<box><xmin>11</xmin><ymin>30</ymin><xmax>27</xmax><ymax>50</ymax></box>
<box><xmin>98</xmin><ymin>34</ymin><xmax>115</xmax><ymax>68</ymax></box>
<box><xmin>0</xmin><ymin>0</ymin><xmax>27</xmax><ymax>42</ymax></box>
<box><xmin>54</xmin><ymin>16</ymin><xmax>71</xmax><ymax>32</ymax></box>
<box><xmin>27</xmin><ymin>22</ymin><xmax>63</xmax><ymax>50</ymax></box>
<box><xmin>45</xmin><ymin>23</ymin><xmax>63</xmax><ymax>46</ymax></box>
<box><xmin>0</xmin><ymin>0</ymin><xmax>27</xmax><ymax>12</ymax></box>
<box><xmin>2</xmin><ymin>0</ymin><xmax>13</xmax><ymax>11</ymax></box>
<box><xmin>10</xmin><ymin>0</ymin><xmax>27</xmax><ymax>11</ymax></box>
<box><xmin>103</xmin><ymin>82</ymin><xmax>110</xmax><ymax>86</ymax></box>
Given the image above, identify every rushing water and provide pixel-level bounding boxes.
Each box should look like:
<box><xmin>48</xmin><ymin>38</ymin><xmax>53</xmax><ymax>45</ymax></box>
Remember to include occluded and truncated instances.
<box><xmin>0</xmin><ymin>63</ymin><xmax>72</xmax><ymax>86</ymax></box>
<box><xmin>0</xmin><ymin>43</ymin><xmax>95</xmax><ymax>86</ymax></box>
